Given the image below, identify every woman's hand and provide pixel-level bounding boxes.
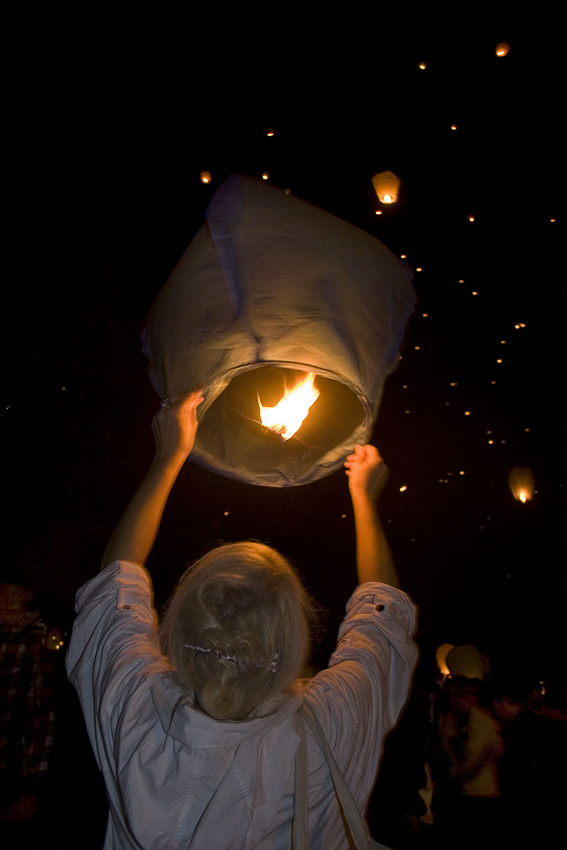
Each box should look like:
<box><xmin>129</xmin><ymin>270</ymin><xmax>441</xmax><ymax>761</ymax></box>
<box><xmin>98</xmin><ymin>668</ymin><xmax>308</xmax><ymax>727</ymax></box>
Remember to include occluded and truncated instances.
<box><xmin>152</xmin><ymin>390</ymin><xmax>204</xmax><ymax>461</ymax></box>
<box><xmin>344</xmin><ymin>444</ymin><xmax>389</xmax><ymax>501</ymax></box>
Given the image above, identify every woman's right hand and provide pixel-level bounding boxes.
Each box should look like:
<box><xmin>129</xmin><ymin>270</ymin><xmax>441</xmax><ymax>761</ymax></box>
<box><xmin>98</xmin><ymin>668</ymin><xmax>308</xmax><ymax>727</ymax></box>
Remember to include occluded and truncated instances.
<box><xmin>344</xmin><ymin>444</ymin><xmax>389</xmax><ymax>500</ymax></box>
<box><xmin>152</xmin><ymin>390</ymin><xmax>204</xmax><ymax>461</ymax></box>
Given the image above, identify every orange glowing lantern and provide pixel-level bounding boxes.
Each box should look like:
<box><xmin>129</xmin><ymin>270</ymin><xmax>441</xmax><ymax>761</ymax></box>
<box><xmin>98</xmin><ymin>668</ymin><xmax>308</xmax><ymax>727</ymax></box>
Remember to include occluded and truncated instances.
<box><xmin>509</xmin><ymin>467</ymin><xmax>535</xmax><ymax>503</ymax></box>
<box><xmin>495</xmin><ymin>42</ymin><xmax>510</xmax><ymax>57</ymax></box>
<box><xmin>143</xmin><ymin>175</ymin><xmax>415</xmax><ymax>486</ymax></box>
<box><xmin>200</xmin><ymin>171</ymin><xmax>212</xmax><ymax>184</ymax></box>
<box><xmin>436</xmin><ymin>643</ymin><xmax>454</xmax><ymax>677</ymax></box>
<box><xmin>372</xmin><ymin>171</ymin><xmax>401</xmax><ymax>205</ymax></box>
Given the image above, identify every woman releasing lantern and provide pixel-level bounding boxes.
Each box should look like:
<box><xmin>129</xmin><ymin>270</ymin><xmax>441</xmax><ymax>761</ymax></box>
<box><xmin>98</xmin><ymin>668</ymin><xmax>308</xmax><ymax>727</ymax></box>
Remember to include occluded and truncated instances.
<box><xmin>67</xmin><ymin>391</ymin><xmax>417</xmax><ymax>849</ymax></box>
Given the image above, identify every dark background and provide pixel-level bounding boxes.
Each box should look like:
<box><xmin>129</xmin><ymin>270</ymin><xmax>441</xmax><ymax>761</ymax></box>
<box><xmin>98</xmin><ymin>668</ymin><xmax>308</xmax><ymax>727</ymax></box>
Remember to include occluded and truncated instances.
<box><xmin>2</xmin><ymin>13</ymin><xmax>564</xmax><ymax>844</ymax></box>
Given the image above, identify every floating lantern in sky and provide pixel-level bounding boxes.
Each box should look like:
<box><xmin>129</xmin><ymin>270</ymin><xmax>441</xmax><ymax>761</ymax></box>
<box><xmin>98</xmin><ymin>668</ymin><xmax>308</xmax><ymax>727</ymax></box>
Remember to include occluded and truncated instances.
<box><xmin>436</xmin><ymin>643</ymin><xmax>454</xmax><ymax>677</ymax></box>
<box><xmin>372</xmin><ymin>171</ymin><xmax>401</xmax><ymax>205</ymax></box>
<box><xmin>509</xmin><ymin>467</ymin><xmax>535</xmax><ymax>503</ymax></box>
<box><xmin>200</xmin><ymin>171</ymin><xmax>212</xmax><ymax>184</ymax></box>
<box><xmin>143</xmin><ymin>174</ymin><xmax>416</xmax><ymax>486</ymax></box>
<box><xmin>495</xmin><ymin>42</ymin><xmax>510</xmax><ymax>57</ymax></box>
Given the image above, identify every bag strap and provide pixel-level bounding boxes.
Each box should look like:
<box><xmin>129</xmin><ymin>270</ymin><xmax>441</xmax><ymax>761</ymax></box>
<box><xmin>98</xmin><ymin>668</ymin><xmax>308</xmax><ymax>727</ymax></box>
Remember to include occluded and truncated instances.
<box><xmin>292</xmin><ymin>702</ymin><xmax>392</xmax><ymax>850</ymax></box>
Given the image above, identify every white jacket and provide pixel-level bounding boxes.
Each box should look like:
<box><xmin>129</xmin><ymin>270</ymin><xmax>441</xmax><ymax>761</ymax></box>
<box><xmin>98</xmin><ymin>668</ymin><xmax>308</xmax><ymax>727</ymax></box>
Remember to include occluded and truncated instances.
<box><xmin>67</xmin><ymin>561</ymin><xmax>418</xmax><ymax>849</ymax></box>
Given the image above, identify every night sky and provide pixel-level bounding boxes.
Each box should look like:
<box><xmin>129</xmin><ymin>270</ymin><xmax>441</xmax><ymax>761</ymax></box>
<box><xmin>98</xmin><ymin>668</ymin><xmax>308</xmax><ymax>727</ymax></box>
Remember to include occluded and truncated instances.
<box><xmin>4</xmin><ymin>19</ymin><xmax>564</xmax><ymax>692</ymax></box>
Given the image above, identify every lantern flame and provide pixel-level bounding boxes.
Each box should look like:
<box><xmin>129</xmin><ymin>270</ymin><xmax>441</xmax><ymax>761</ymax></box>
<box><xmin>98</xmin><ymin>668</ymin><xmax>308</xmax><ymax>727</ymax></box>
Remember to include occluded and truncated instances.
<box><xmin>509</xmin><ymin>467</ymin><xmax>535</xmax><ymax>503</ymax></box>
<box><xmin>258</xmin><ymin>372</ymin><xmax>320</xmax><ymax>441</ymax></box>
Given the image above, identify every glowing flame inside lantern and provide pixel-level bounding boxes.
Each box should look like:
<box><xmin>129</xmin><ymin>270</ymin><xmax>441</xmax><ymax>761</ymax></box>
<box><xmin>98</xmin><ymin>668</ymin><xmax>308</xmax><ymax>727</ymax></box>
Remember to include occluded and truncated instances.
<box><xmin>258</xmin><ymin>372</ymin><xmax>320</xmax><ymax>441</ymax></box>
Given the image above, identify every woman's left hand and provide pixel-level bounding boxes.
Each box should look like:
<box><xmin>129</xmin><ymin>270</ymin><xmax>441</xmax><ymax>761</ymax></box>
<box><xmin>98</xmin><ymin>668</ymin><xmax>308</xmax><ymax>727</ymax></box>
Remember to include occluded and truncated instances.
<box><xmin>152</xmin><ymin>390</ymin><xmax>204</xmax><ymax>461</ymax></box>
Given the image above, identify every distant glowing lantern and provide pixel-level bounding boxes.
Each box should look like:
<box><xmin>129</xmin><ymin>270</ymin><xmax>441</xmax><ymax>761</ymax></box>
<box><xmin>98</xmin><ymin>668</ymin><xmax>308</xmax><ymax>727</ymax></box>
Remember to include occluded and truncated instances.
<box><xmin>509</xmin><ymin>467</ymin><xmax>535</xmax><ymax>503</ymax></box>
<box><xmin>200</xmin><ymin>171</ymin><xmax>212</xmax><ymax>184</ymax></box>
<box><xmin>436</xmin><ymin>643</ymin><xmax>454</xmax><ymax>677</ymax></box>
<box><xmin>372</xmin><ymin>171</ymin><xmax>401</xmax><ymax>205</ymax></box>
<box><xmin>495</xmin><ymin>42</ymin><xmax>510</xmax><ymax>57</ymax></box>
<box><xmin>143</xmin><ymin>174</ymin><xmax>416</xmax><ymax>486</ymax></box>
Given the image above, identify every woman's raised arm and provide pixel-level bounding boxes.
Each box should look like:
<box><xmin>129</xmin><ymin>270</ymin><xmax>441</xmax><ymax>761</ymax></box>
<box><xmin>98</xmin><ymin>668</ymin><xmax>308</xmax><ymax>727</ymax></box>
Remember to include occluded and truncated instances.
<box><xmin>344</xmin><ymin>444</ymin><xmax>399</xmax><ymax>588</ymax></box>
<box><xmin>101</xmin><ymin>390</ymin><xmax>203</xmax><ymax>569</ymax></box>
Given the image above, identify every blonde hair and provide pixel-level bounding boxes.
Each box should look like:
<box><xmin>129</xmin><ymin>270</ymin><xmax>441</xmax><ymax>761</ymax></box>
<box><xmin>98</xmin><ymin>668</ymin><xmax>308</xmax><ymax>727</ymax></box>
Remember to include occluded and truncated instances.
<box><xmin>159</xmin><ymin>542</ymin><xmax>312</xmax><ymax>721</ymax></box>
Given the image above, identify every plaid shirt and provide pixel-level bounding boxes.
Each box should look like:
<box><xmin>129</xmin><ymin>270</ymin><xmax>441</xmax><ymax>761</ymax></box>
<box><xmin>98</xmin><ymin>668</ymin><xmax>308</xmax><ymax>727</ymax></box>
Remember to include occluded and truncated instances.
<box><xmin>0</xmin><ymin>614</ymin><xmax>56</xmax><ymax>805</ymax></box>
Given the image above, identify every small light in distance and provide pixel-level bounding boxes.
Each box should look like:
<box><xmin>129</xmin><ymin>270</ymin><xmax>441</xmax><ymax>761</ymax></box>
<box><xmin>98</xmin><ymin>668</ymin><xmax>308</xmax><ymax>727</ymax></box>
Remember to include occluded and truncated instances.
<box><xmin>200</xmin><ymin>171</ymin><xmax>212</xmax><ymax>184</ymax></box>
<box><xmin>400</xmin><ymin>485</ymin><xmax>407</xmax><ymax>492</ymax></box>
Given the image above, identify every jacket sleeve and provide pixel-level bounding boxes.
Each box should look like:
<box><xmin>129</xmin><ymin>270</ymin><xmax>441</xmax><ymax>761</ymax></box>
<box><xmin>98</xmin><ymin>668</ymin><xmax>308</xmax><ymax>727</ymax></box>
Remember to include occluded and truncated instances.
<box><xmin>65</xmin><ymin>561</ymin><xmax>168</xmax><ymax>767</ymax></box>
<box><xmin>303</xmin><ymin>582</ymin><xmax>418</xmax><ymax>800</ymax></box>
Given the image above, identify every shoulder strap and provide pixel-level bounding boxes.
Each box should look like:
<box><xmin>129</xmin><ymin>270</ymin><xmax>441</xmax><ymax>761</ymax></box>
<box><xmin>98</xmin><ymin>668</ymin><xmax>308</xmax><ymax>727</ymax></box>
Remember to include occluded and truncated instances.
<box><xmin>293</xmin><ymin>703</ymin><xmax>392</xmax><ymax>850</ymax></box>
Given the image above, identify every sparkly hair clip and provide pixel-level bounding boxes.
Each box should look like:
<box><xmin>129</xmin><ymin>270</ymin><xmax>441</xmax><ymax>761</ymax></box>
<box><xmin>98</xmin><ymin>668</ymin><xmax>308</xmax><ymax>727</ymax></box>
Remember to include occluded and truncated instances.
<box><xmin>184</xmin><ymin>644</ymin><xmax>279</xmax><ymax>673</ymax></box>
<box><xmin>184</xmin><ymin>644</ymin><xmax>237</xmax><ymax>664</ymax></box>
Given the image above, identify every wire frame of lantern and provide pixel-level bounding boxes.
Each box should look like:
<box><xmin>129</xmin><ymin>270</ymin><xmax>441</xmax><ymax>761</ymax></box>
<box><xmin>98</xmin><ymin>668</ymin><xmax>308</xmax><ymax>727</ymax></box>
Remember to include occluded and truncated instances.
<box><xmin>509</xmin><ymin>467</ymin><xmax>535</xmax><ymax>503</ymax></box>
<box><xmin>372</xmin><ymin>171</ymin><xmax>401</xmax><ymax>205</ymax></box>
<box><xmin>143</xmin><ymin>175</ymin><xmax>415</xmax><ymax>487</ymax></box>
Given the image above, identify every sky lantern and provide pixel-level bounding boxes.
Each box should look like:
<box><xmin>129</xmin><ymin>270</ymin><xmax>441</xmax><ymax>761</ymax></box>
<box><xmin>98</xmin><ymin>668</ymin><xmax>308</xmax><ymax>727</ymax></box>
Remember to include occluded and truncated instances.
<box><xmin>495</xmin><ymin>42</ymin><xmax>510</xmax><ymax>57</ymax></box>
<box><xmin>372</xmin><ymin>171</ymin><xmax>401</xmax><ymax>205</ymax></box>
<box><xmin>436</xmin><ymin>643</ymin><xmax>454</xmax><ymax>677</ymax></box>
<box><xmin>200</xmin><ymin>171</ymin><xmax>212</xmax><ymax>184</ymax></box>
<box><xmin>142</xmin><ymin>175</ymin><xmax>415</xmax><ymax>486</ymax></box>
<box><xmin>509</xmin><ymin>466</ymin><xmax>535</xmax><ymax>503</ymax></box>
